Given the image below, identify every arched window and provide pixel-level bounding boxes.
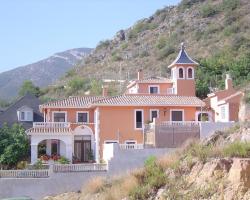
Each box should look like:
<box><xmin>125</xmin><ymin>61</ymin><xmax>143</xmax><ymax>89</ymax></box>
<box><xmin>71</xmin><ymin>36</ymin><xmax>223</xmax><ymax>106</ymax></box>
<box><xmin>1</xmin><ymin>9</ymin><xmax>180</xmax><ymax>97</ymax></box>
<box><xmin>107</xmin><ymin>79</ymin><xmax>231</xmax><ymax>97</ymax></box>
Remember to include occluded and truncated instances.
<box><xmin>178</xmin><ymin>68</ymin><xmax>184</xmax><ymax>79</ymax></box>
<box><xmin>187</xmin><ymin>68</ymin><xmax>193</xmax><ymax>79</ymax></box>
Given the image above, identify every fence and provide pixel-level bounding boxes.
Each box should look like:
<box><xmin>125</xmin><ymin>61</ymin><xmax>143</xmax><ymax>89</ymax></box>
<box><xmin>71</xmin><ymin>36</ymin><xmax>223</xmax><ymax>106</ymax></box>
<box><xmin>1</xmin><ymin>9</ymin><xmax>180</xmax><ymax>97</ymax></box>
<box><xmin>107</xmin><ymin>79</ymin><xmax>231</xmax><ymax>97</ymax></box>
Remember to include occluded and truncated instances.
<box><xmin>53</xmin><ymin>163</ymin><xmax>108</xmax><ymax>173</ymax></box>
<box><xmin>119</xmin><ymin>144</ymin><xmax>144</xmax><ymax>150</ymax></box>
<box><xmin>145</xmin><ymin>121</ymin><xmax>200</xmax><ymax>148</ymax></box>
<box><xmin>0</xmin><ymin>169</ymin><xmax>50</xmax><ymax>178</ymax></box>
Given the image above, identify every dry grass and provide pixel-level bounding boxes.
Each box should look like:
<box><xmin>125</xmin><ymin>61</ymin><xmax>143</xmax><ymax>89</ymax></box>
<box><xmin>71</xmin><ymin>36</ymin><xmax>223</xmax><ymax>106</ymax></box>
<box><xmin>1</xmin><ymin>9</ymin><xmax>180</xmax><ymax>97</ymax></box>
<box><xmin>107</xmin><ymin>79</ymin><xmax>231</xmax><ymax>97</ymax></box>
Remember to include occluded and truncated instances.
<box><xmin>157</xmin><ymin>153</ymin><xmax>180</xmax><ymax>170</ymax></box>
<box><xmin>81</xmin><ymin>176</ymin><xmax>105</xmax><ymax>194</ymax></box>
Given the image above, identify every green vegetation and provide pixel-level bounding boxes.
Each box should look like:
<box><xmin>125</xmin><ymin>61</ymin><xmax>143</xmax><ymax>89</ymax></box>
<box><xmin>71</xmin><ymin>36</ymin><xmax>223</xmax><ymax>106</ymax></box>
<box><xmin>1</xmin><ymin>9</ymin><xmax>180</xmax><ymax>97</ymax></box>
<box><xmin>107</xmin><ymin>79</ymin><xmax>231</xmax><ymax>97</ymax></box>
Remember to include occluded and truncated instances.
<box><xmin>90</xmin><ymin>79</ymin><xmax>102</xmax><ymax>95</ymax></box>
<box><xmin>19</xmin><ymin>80</ymin><xmax>41</xmax><ymax>97</ymax></box>
<box><xmin>200</xmin><ymin>3</ymin><xmax>218</xmax><ymax>18</ymax></box>
<box><xmin>130</xmin><ymin>156</ymin><xmax>166</xmax><ymax>200</ymax></box>
<box><xmin>67</xmin><ymin>77</ymin><xmax>89</xmax><ymax>95</ymax></box>
<box><xmin>0</xmin><ymin>99</ymin><xmax>10</xmax><ymax>108</ymax></box>
<box><xmin>0</xmin><ymin>124</ymin><xmax>29</xmax><ymax>169</ymax></box>
<box><xmin>128</xmin><ymin>21</ymin><xmax>158</xmax><ymax>39</ymax></box>
<box><xmin>111</xmin><ymin>52</ymin><xmax>123</xmax><ymax>61</ymax></box>
<box><xmin>58</xmin><ymin>156</ymin><xmax>70</xmax><ymax>164</ymax></box>
<box><xmin>96</xmin><ymin>40</ymin><xmax>111</xmax><ymax>49</ymax></box>
<box><xmin>223</xmin><ymin>141</ymin><xmax>250</xmax><ymax>157</ymax></box>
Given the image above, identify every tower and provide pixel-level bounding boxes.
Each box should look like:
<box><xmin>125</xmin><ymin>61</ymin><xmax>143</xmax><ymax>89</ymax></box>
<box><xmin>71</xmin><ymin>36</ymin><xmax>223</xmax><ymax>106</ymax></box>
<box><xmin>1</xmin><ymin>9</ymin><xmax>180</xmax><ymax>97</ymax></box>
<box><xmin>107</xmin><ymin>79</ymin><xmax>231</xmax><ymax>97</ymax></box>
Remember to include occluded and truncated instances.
<box><xmin>168</xmin><ymin>43</ymin><xmax>199</xmax><ymax>96</ymax></box>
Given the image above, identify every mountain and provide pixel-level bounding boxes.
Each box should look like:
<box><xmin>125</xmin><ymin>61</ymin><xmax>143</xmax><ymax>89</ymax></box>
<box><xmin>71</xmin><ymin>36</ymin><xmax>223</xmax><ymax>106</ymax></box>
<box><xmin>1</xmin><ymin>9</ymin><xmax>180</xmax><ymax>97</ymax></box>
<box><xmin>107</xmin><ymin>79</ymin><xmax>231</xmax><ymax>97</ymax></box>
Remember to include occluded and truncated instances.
<box><xmin>44</xmin><ymin>0</ymin><xmax>250</xmax><ymax>99</ymax></box>
<box><xmin>0</xmin><ymin>48</ymin><xmax>92</xmax><ymax>100</ymax></box>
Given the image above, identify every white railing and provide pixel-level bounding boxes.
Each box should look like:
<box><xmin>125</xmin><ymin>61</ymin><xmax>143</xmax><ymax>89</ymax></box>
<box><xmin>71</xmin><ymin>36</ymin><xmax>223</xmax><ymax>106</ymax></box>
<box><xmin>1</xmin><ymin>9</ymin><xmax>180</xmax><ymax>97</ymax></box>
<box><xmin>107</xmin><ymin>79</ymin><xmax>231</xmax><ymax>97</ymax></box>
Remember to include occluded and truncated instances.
<box><xmin>167</xmin><ymin>88</ymin><xmax>175</xmax><ymax>95</ymax></box>
<box><xmin>53</xmin><ymin>163</ymin><xmax>108</xmax><ymax>173</ymax></box>
<box><xmin>159</xmin><ymin>121</ymin><xmax>200</xmax><ymax>126</ymax></box>
<box><xmin>0</xmin><ymin>169</ymin><xmax>49</xmax><ymax>178</ymax></box>
<box><xmin>119</xmin><ymin>144</ymin><xmax>144</xmax><ymax>150</ymax></box>
<box><xmin>33</xmin><ymin>122</ymin><xmax>70</xmax><ymax>128</ymax></box>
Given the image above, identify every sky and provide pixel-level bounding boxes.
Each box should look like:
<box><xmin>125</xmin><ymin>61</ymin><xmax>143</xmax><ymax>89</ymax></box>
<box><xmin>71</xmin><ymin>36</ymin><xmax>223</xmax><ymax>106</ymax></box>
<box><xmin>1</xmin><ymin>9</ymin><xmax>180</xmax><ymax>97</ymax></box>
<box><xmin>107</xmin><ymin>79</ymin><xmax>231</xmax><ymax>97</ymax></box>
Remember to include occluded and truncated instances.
<box><xmin>0</xmin><ymin>0</ymin><xmax>180</xmax><ymax>73</ymax></box>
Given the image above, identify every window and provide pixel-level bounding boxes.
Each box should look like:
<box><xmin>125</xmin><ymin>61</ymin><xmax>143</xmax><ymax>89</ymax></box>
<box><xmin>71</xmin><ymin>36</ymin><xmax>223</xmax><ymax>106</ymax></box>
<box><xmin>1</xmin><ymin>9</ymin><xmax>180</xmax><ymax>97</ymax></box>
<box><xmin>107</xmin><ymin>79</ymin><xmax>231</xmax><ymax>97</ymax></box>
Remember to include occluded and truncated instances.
<box><xmin>18</xmin><ymin>111</ymin><xmax>33</xmax><ymax>122</ymax></box>
<box><xmin>77</xmin><ymin>112</ymin><xmax>89</xmax><ymax>123</ymax></box>
<box><xmin>178</xmin><ymin>68</ymin><xmax>184</xmax><ymax>79</ymax></box>
<box><xmin>125</xmin><ymin>140</ymin><xmax>136</xmax><ymax>144</ymax></box>
<box><xmin>171</xmin><ymin>110</ymin><xmax>184</xmax><ymax>121</ymax></box>
<box><xmin>53</xmin><ymin>112</ymin><xmax>66</xmax><ymax>122</ymax></box>
<box><xmin>135</xmin><ymin>110</ymin><xmax>143</xmax><ymax>129</ymax></box>
<box><xmin>150</xmin><ymin>109</ymin><xmax>159</xmax><ymax>121</ymax></box>
<box><xmin>149</xmin><ymin>86</ymin><xmax>159</xmax><ymax>94</ymax></box>
<box><xmin>104</xmin><ymin>140</ymin><xmax>119</xmax><ymax>144</ymax></box>
<box><xmin>187</xmin><ymin>68</ymin><xmax>193</xmax><ymax>79</ymax></box>
<box><xmin>221</xmin><ymin>106</ymin><xmax>226</xmax><ymax>120</ymax></box>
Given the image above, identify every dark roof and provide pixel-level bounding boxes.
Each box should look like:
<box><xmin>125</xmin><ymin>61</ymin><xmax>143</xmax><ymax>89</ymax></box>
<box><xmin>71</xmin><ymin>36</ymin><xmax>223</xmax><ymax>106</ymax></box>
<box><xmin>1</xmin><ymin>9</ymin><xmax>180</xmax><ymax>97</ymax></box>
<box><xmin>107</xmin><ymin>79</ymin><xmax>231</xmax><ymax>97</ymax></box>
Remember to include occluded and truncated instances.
<box><xmin>168</xmin><ymin>43</ymin><xmax>198</xmax><ymax>68</ymax></box>
<box><xmin>0</xmin><ymin>93</ymin><xmax>43</xmax><ymax>130</ymax></box>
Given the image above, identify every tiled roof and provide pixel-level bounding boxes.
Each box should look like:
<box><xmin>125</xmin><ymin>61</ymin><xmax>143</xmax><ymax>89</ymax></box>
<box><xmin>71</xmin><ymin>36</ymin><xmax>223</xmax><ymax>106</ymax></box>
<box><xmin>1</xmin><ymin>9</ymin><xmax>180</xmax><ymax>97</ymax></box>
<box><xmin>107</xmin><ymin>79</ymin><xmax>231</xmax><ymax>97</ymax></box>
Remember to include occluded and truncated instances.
<box><xmin>40</xmin><ymin>96</ymin><xmax>105</xmax><ymax>109</ymax></box>
<box><xmin>218</xmin><ymin>91</ymin><xmax>243</xmax><ymax>105</ymax></box>
<box><xmin>168</xmin><ymin>43</ymin><xmax>198</xmax><ymax>68</ymax></box>
<box><xmin>93</xmin><ymin>95</ymin><xmax>205</xmax><ymax>107</ymax></box>
<box><xmin>127</xmin><ymin>77</ymin><xmax>172</xmax><ymax>88</ymax></box>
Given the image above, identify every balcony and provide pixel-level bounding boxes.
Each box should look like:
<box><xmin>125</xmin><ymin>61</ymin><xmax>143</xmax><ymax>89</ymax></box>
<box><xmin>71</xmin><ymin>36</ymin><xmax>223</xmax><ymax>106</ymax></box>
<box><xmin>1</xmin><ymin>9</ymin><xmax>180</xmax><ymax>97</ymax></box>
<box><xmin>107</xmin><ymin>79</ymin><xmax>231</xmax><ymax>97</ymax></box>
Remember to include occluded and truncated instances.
<box><xmin>33</xmin><ymin>122</ymin><xmax>70</xmax><ymax>128</ymax></box>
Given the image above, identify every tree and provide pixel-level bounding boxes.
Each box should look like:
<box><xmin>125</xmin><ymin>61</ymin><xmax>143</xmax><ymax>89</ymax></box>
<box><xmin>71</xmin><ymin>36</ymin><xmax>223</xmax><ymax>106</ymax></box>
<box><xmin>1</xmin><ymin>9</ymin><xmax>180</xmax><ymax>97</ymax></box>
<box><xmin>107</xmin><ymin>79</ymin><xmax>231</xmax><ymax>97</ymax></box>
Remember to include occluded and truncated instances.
<box><xmin>0</xmin><ymin>124</ymin><xmax>29</xmax><ymax>169</ymax></box>
<box><xmin>19</xmin><ymin>80</ymin><xmax>41</xmax><ymax>97</ymax></box>
<box><xmin>90</xmin><ymin>80</ymin><xmax>102</xmax><ymax>95</ymax></box>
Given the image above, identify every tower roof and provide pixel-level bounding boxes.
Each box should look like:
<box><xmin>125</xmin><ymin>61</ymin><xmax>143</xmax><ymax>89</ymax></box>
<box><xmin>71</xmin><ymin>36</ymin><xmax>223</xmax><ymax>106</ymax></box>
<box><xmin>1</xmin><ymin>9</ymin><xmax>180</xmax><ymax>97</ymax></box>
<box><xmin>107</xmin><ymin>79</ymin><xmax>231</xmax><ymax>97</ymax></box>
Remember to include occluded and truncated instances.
<box><xmin>168</xmin><ymin>43</ymin><xmax>199</xmax><ymax>68</ymax></box>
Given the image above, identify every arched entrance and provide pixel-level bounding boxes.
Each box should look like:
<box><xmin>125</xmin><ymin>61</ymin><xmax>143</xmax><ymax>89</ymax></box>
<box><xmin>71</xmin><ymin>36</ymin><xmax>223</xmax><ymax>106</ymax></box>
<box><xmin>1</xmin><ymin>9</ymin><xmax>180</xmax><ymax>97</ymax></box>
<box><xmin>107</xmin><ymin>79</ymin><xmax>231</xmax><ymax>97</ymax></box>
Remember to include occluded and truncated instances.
<box><xmin>73</xmin><ymin>125</ymin><xmax>95</xmax><ymax>163</ymax></box>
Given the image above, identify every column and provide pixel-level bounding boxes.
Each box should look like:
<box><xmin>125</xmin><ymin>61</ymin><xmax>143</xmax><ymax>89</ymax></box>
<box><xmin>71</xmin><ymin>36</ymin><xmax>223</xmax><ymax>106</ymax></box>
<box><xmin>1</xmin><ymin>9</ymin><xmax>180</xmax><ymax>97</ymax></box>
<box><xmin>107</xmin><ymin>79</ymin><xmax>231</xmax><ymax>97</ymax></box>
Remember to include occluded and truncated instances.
<box><xmin>46</xmin><ymin>140</ymin><xmax>52</xmax><ymax>156</ymax></box>
<box><xmin>31</xmin><ymin>144</ymin><xmax>38</xmax><ymax>164</ymax></box>
<box><xmin>65</xmin><ymin>143</ymin><xmax>73</xmax><ymax>163</ymax></box>
<box><xmin>95</xmin><ymin>107</ymin><xmax>100</xmax><ymax>163</ymax></box>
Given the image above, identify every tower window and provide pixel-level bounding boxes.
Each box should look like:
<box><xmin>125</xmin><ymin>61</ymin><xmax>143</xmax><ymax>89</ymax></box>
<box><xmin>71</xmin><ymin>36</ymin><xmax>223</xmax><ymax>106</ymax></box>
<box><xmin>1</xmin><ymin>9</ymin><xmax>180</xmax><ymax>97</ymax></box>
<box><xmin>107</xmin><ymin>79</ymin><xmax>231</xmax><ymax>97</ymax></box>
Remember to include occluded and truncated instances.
<box><xmin>187</xmin><ymin>68</ymin><xmax>193</xmax><ymax>79</ymax></box>
<box><xmin>178</xmin><ymin>68</ymin><xmax>184</xmax><ymax>79</ymax></box>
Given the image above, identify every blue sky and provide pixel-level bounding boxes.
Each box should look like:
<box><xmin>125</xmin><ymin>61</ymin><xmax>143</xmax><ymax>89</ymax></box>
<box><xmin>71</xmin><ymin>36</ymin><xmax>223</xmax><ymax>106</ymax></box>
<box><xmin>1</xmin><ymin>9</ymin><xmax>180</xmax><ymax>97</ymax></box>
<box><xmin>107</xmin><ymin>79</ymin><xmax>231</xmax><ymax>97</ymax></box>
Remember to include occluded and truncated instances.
<box><xmin>0</xmin><ymin>0</ymin><xmax>180</xmax><ymax>73</ymax></box>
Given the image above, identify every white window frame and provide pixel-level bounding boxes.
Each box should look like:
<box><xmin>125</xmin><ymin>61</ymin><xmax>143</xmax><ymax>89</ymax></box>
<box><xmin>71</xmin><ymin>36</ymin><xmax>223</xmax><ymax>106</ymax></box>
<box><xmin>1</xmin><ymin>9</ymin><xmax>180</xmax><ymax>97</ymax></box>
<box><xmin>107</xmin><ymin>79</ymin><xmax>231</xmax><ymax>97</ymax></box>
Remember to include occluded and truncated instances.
<box><xmin>195</xmin><ymin>111</ymin><xmax>212</xmax><ymax>122</ymax></box>
<box><xmin>170</xmin><ymin>109</ymin><xmax>185</xmax><ymax>121</ymax></box>
<box><xmin>18</xmin><ymin>111</ymin><xmax>33</xmax><ymax>122</ymax></box>
<box><xmin>178</xmin><ymin>67</ymin><xmax>185</xmax><ymax>79</ymax></box>
<box><xmin>104</xmin><ymin>140</ymin><xmax>119</xmax><ymax>144</ymax></box>
<box><xmin>134</xmin><ymin>109</ymin><xmax>144</xmax><ymax>130</ymax></box>
<box><xmin>187</xmin><ymin>67</ymin><xmax>194</xmax><ymax>79</ymax></box>
<box><xmin>150</xmin><ymin>109</ymin><xmax>159</xmax><ymax>122</ymax></box>
<box><xmin>148</xmin><ymin>85</ymin><xmax>160</xmax><ymax>94</ymax></box>
<box><xmin>221</xmin><ymin>105</ymin><xmax>226</xmax><ymax>120</ymax></box>
<box><xmin>76</xmin><ymin>111</ymin><xmax>89</xmax><ymax>123</ymax></box>
<box><xmin>52</xmin><ymin>111</ymin><xmax>67</xmax><ymax>122</ymax></box>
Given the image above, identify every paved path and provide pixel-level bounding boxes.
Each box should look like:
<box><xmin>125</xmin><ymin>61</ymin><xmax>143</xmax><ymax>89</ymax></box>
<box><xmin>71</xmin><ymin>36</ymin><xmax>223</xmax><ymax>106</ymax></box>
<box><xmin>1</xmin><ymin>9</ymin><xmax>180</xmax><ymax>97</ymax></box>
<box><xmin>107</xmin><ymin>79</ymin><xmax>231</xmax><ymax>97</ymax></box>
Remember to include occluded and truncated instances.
<box><xmin>0</xmin><ymin>148</ymin><xmax>173</xmax><ymax>200</ymax></box>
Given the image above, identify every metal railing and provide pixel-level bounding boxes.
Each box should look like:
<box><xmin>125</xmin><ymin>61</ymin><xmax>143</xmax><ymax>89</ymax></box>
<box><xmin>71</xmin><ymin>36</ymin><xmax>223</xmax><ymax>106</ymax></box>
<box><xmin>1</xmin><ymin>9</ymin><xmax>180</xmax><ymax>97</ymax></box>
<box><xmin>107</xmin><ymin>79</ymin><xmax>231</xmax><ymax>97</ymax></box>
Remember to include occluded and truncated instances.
<box><xmin>0</xmin><ymin>169</ymin><xmax>49</xmax><ymax>178</ymax></box>
<box><xmin>33</xmin><ymin>122</ymin><xmax>71</xmax><ymax>128</ymax></box>
<box><xmin>120</xmin><ymin>144</ymin><xmax>144</xmax><ymax>150</ymax></box>
<box><xmin>53</xmin><ymin>163</ymin><xmax>108</xmax><ymax>173</ymax></box>
<box><xmin>167</xmin><ymin>88</ymin><xmax>175</xmax><ymax>95</ymax></box>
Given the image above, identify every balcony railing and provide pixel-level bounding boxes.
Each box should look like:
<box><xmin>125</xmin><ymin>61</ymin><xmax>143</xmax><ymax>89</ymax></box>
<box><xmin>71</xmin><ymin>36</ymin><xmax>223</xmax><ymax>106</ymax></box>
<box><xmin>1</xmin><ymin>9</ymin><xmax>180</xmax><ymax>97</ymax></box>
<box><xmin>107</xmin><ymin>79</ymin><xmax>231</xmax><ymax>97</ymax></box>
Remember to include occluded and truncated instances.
<box><xmin>120</xmin><ymin>144</ymin><xmax>144</xmax><ymax>150</ymax></box>
<box><xmin>33</xmin><ymin>122</ymin><xmax>71</xmax><ymax>128</ymax></box>
<box><xmin>159</xmin><ymin>121</ymin><xmax>200</xmax><ymax>126</ymax></box>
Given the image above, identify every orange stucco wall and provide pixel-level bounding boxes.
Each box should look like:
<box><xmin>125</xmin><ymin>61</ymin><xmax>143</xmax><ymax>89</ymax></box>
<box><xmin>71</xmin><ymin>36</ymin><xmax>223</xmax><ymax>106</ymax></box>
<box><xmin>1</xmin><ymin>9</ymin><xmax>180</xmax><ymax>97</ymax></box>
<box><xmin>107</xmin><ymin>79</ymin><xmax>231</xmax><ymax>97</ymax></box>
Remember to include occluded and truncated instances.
<box><xmin>176</xmin><ymin>79</ymin><xmax>196</xmax><ymax>96</ymax></box>
<box><xmin>98</xmin><ymin>106</ymin><xmax>197</xmax><ymax>148</ymax></box>
<box><xmin>137</xmin><ymin>83</ymin><xmax>173</xmax><ymax>94</ymax></box>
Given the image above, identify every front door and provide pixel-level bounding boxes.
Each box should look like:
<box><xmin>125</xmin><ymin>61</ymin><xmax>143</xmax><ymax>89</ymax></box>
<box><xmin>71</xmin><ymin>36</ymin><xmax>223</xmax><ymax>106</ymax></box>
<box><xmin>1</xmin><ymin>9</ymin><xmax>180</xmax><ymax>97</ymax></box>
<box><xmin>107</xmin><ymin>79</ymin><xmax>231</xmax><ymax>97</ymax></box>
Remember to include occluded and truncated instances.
<box><xmin>74</xmin><ymin>140</ymin><xmax>91</xmax><ymax>162</ymax></box>
<box><xmin>171</xmin><ymin>110</ymin><xmax>183</xmax><ymax>121</ymax></box>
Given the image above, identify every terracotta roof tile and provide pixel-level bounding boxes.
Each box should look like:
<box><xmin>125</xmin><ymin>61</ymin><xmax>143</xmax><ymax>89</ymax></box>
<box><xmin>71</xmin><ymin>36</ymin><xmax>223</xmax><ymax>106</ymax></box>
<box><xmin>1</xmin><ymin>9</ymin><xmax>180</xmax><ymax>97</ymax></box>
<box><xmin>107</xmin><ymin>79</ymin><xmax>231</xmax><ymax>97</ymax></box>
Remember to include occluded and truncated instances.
<box><xmin>40</xmin><ymin>96</ymin><xmax>105</xmax><ymax>108</ymax></box>
<box><xmin>93</xmin><ymin>95</ymin><xmax>205</xmax><ymax>107</ymax></box>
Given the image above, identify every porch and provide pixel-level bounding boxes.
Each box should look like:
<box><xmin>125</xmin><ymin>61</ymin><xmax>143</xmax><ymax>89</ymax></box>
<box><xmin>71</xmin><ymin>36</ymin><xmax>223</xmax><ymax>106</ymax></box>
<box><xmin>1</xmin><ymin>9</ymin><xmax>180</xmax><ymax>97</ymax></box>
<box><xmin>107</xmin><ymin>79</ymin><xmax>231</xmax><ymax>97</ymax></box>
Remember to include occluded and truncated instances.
<box><xmin>26</xmin><ymin>122</ymin><xmax>97</xmax><ymax>164</ymax></box>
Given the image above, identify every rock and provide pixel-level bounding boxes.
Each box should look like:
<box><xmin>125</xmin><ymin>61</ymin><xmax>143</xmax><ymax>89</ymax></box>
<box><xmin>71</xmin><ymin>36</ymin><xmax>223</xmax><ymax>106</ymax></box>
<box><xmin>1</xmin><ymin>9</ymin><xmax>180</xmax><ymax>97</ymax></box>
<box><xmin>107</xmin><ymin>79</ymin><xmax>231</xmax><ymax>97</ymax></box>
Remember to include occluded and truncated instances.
<box><xmin>228</xmin><ymin>158</ymin><xmax>250</xmax><ymax>188</ymax></box>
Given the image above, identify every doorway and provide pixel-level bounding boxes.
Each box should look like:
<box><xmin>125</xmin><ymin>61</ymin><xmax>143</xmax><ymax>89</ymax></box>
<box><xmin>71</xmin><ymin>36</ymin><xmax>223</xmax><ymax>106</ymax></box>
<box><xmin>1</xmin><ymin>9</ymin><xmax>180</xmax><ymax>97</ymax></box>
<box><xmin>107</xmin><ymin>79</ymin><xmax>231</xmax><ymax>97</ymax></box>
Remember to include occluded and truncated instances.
<box><xmin>74</xmin><ymin>140</ymin><xmax>91</xmax><ymax>162</ymax></box>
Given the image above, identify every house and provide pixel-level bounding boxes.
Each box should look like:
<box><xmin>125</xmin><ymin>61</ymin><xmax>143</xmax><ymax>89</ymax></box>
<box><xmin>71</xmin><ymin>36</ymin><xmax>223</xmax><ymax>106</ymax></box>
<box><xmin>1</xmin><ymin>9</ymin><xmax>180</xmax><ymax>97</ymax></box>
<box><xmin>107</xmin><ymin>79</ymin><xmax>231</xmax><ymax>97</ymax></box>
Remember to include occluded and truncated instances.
<box><xmin>26</xmin><ymin>43</ymin><xmax>205</xmax><ymax>164</ymax></box>
<box><xmin>204</xmin><ymin>74</ymin><xmax>244</xmax><ymax>122</ymax></box>
<box><xmin>0</xmin><ymin>93</ymin><xmax>44</xmax><ymax>129</ymax></box>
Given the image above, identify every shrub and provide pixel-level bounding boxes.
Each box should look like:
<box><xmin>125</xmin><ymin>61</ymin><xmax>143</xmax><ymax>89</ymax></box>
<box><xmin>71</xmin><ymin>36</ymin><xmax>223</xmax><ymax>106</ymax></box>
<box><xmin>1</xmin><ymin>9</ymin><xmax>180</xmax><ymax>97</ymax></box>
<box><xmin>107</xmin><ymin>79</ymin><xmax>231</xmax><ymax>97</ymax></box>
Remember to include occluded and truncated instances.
<box><xmin>222</xmin><ymin>141</ymin><xmax>250</xmax><ymax>157</ymax></box>
<box><xmin>33</xmin><ymin>159</ymin><xmax>44</xmax><ymax>169</ymax></box>
<box><xmin>96</xmin><ymin>40</ymin><xmax>111</xmax><ymax>49</ymax></box>
<box><xmin>157</xmin><ymin>45</ymin><xmax>175</xmax><ymax>60</ymax></box>
<box><xmin>186</xmin><ymin>142</ymin><xmax>211</xmax><ymax>163</ymax></box>
<box><xmin>111</xmin><ymin>53</ymin><xmax>123</xmax><ymax>61</ymax></box>
<box><xmin>200</xmin><ymin>4</ymin><xmax>218</xmax><ymax>18</ymax></box>
<box><xmin>156</xmin><ymin>36</ymin><xmax>167</xmax><ymax>50</ymax></box>
<box><xmin>130</xmin><ymin>156</ymin><xmax>166</xmax><ymax>199</ymax></box>
<box><xmin>68</xmin><ymin>77</ymin><xmax>85</xmax><ymax>92</ymax></box>
<box><xmin>128</xmin><ymin>21</ymin><xmax>157</xmax><ymax>39</ymax></box>
<box><xmin>120</xmin><ymin>42</ymin><xmax>128</xmax><ymax>50</ymax></box>
<box><xmin>139</xmin><ymin>50</ymin><xmax>149</xmax><ymax>58</ymax></box>
<box><xmin>58</xmin><ymin>156</ymin><xmax>70</xmax><ymax>164</ymax></box>
<box><xmin>82</xmin><ymin>177</ymin><xmax>105</xmax><ymax>194</ymax></box>
<box><xmin>16</xmin><ymin>161</ymin><xmax>28</xmax><ymax>169</ymax></box>
<box><xmin>65</xmin><ymin>69</ymin><xmax>76</xmax><ymax>78</ymax></box>
<box><xmin>222</xmin><ymin>0</ymin><xmax>240</xmax><ymax>11</ymax></box>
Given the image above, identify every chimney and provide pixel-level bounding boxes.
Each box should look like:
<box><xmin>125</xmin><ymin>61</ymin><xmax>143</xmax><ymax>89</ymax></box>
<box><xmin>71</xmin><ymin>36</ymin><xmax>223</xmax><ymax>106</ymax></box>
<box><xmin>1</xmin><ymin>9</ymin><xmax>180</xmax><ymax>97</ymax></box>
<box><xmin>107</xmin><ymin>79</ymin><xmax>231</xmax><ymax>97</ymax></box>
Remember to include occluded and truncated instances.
<box><xmin>137</xmin><ymin>69</ymin><xmax>144</xmax><ymax>80</ymax></box>
<box><xmin>102</xmin><ymin>85</ymin><xmax>108</xmax><ymax>97</ymax></box>
<box><xmin>225</xmin><ymin>74</ymin><xmax>233</xmax><ymax>90</ymax></box>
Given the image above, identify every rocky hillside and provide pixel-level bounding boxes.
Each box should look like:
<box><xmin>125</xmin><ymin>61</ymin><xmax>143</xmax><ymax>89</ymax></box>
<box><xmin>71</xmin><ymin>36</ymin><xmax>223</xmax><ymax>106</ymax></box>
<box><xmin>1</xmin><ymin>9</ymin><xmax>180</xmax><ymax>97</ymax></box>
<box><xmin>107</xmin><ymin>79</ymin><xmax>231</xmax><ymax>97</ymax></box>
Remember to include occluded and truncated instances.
<box><xmin>0</xmin><ymin>48</ymin><xmax>92</xmax><ymax>100</ymax></box>
<box><xmin>44</xmin><ymin>124</ymin><xmax>250</xmax><ymax>200</ymax></box>
<box><xmin>44</xmin><ymin>0</ymin><xmax>250</xmax><ymax>99</ymax></box>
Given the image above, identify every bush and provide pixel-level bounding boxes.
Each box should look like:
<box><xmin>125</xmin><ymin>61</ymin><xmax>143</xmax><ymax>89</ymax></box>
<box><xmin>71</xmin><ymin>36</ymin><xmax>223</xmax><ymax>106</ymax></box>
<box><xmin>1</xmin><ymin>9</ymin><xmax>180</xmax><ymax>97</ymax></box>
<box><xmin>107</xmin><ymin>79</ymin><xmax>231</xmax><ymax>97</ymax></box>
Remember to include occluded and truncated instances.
<box><xmin>223</xmin><ymin>141</ymin><xmax>250</xmax><ymax>157</ymax></box>
<box><xmin>68</xmin><ymin>77</ymin><xmax>86</xmax><ymax>92</ymax></box>
<box><xmin>130</xmin><ymin>156</ymin><xmax>166</xmax><ymax>199</ymax></box>
<box><xmin>120</xmin><ymin>42</ymin><xmax>128</xmax><ymax>50</ymax></box>
<box><xmin>128</xmin><ymin>21</ymin><xmax>157</xmax><ymax>39</ymax></box>
<box><xmin>65</xmin><ymin>69</ymin><xmax>76</xmax><ymax>78</ymax></box>
<box><xmin>111</xmin><ymin>53</ymin><xmax>123</xmax><ymax>61</ymax></box>
<box><xmin>58</xmin><ymin>156</ymin><xmax>70</xmax><ymax>164</ymax></box>
<box><xmin>82</xmin><ymin>177</ymin><xmax>105</xmax><ymax>194</ymax></box>
<box><xmin>200</xmin><ymin>4</ymin><xmax>218</xmax><ymax>18</ymax></box>
<box><xmin>222</xmin><ymin>0</ymin><xmax>240</xmax><ymax>11</ymax></box>
<box><xmin>186</xmin><ymin>142</ymin><xmax>211</xmax><ymax>163</ymax></box>
<box><xmin>157</xmin><ymin>45</ymin><xmax>175</xmax><ymax>60</ymax></box>
<box><xmin>33</xmin><ymin>159</ymin><xmax>44</xmax><ymax>169</ymax></box>
<box><xmin>156</xmin><ymin>37</ymin><xmax>167</xmax><ymax>50</ymax></box>
<box><xmin>96</xmin><ymin>40</ymin><xmax>111</xmax><ymax>49</ymax></box>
